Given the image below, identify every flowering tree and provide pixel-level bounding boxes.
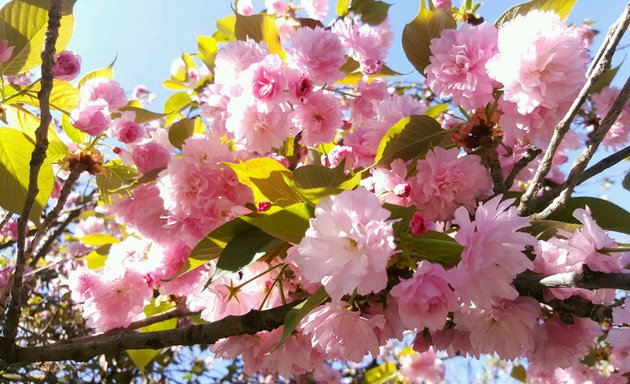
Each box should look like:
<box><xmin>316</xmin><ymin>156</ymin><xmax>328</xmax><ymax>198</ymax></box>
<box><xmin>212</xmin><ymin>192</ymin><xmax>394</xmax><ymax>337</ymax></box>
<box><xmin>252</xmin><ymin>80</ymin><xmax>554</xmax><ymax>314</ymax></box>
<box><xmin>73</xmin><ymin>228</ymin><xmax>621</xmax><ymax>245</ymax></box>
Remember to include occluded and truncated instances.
<box><xmin>0</xmin><ymin>0</ymin><xmax>629</xmax><ymax>382</ymax></box>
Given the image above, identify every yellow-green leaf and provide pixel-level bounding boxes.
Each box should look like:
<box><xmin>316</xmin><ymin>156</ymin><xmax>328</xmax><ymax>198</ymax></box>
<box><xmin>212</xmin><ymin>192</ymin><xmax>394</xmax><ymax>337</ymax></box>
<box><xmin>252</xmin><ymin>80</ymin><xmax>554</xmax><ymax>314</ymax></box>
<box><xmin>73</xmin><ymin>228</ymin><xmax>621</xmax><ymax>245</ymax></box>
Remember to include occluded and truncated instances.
<box><xmin>495</xmin><ymin>0</ymin><xmax>576</xmax><ymax>26</ymax></box>
<box><xmin>85</xmin><ymin>244</ymin><xmax>111</xmax><ymax>270</ymax></box>
<box><xmin>362</xmin><ymin>361</ymin><xmax>397</xmax><ymax>384</ymax></box>
<box><xmin>235</xmin><ymin>12</ymin><xmax>285</xmax><ymax>59</ymax></box>
<box><xmin>402</xmin><ymin>0</ymin><xmax>456</xmax><ymax>76</ymax></box>
<box><xmin>276</xmin><ymin>286</ymin><xmax>328</xmax><ymax>350</ymax></box>
<box><xmin>5</xmin><ymin>104</ymin><xmax>67</xmax><ymax>162</ymax></box>
<box><xmin>197</xmin><ymin>35</ymin><xmax>218</xmax><ymax>69</ymax></box>
<box><xmin>215</xmin><ymin>14</ymin><xmax>236</xmax><ymax>42</ymax></box>
<box><xmin>0</xmin><ymin>0</ymin><xmax>76</xmax><ymax>75</ymax></box>
<box><xmin>351</xmin><ymin>0</ymin><xmax>391</xmax><ymax>26</ymax></box>
<box><xmin>511</xmin><ymin>364</ymin><xmax>527</xmax><ymax>383</ymax></box>
<box><xmin>118</xmin><ymin>105</ymin><xmax>166</xmax><ymax>125</ymax></box>
<box><xmin>6</xmin><ymin>80</ymin><xmax>80</xmax><ymax>114</ymax></box>
<box><xmin>61</xmin><ymin>112</ymin><xmax>85</xmax><ymax>144</ymax></box>
<box><xmin>336</xmin><ymin>0</ymin><xmax>351</xmax><ymax>16</ymax></box>
<box><xmin>77</xmin><ymin>233</ymin><xmax>120</xmax><ymax>246</ymax></box>
<box><xmin>95</xmin><ymin>160</ymin><xmax>138</xmax><ymax>204</ymax></box>
<box><xmin>164</xmin><ymin>92</ymin><xmax>191</xmax><ymax>114</ymax></box>
<box><xmin>78</xmin><ymin>56</ymin><xmax>116</xmax><ymax>89</ymax></box>
<box><xmin>128</xmin><ymin>300</ymin><xmax>178</xmax><ymax>371</ymax></box>
<box><xmin>168</xmin><ymin>117</ymin><xmax>204</xmax><ymax>149</ymax></box>
<box><xmin>0</xmin><ymin>127</ymin><xmax>53</xmax><ymax>224</ymax></box>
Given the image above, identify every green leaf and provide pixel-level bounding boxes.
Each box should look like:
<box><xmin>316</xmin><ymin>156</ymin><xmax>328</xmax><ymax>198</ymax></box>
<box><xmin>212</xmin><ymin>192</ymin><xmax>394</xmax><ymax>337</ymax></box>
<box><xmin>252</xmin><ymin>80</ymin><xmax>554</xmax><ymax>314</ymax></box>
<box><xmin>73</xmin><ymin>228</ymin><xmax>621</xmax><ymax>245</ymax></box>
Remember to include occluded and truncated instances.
<box><xmin>276</xmin><ymin>286</ymin><xmax>328</xmax><ymax>350</ymax></box>
<box><xmin>338</xmin><ymin>57</ymin><xmax>402</xmax><ymax>85</ymax></box>
<box><xmin>410</xmin><ymin>231</ymin><xmax>463</xmax><ymax>265</ymax></box>
<box><xmin>128</xmin><ymin>300</ymin><xmax>178</xmax><ymax>371</ymax></box>
<box><xmin>375</xmin><ymin>115</ymin><xmax>448</xmax><ymax>167</ymax></box>
<box><xmin>197</xmin><ymin>35</ymin><xmax>218</xmax><ymax>69</ymax></box>
<box><xmin>78</xmin><ymin>56</ymin><xmax>116</xmax><ymax>89</ymax></box>
<box><xmin>216</xmin><ymin>227</ymin><xmax>282</xmax><ymax>272</ymax></box>
<box><xmin>336</xmin><ymin>0</ymin><xmax>351</xmax><ymax>16</ymax></box>
<box><xmin>77</xmin><ymin>233</ymin><xmax>120</xmax><ymax>246</ymax></box>
<box><xmin>402</xmin><ymin>0</ymin><xmax>456</xmax><ymax>76</ymax></box>
<box><xmin>351</xmin><ymin>0</ymin><xmax>391</xmax><ymax>26</ymax></box>
<box><xmin>118</xmin><ymin>105</ymin><xmax>167</xmax><ymax>125</ymax></box>
<box><xmin>623</xmin><ymin>172</ymin><xmax>630</xmax><ymax>192</ymax></box>
<box><xmin>0</xmin><ymin>0</ymin><xmax>76</xmax><ymax>75</ymax></box>
<box><xmin>424</xmin><ymin>103</ymin><xmax>449</xmax><ymax>118</ymax></box>
<box><xmin>190</xmin><ymin>218</ymin><xmax>253</xmax><ymax>260</ymax></box>
<box><xmin>495</xmin><ymin>0</ymin><xmax>576</xmax><ymax>26</ymax></box>
<box><xmin>362</xmin><ymin>361</ymin><xmax>398</xmax><ymax>384</ymax></box>
<box><xmin>546</xmin><ymin>197</ymin><xmax>630</xmax><ymax>235</ymax></box>
<box><xmin>591</xmin><ymin>63</ymin><xmax>622</xmax><ymax>95</ymax></box>
<box><xmin>384</xmin><ymin>203</ymin><xmax>417</xmax><ymax>235</ymax></box>
<box><xmin>234</xmin><ymin>12</ymin><xmax>284</xmax><ymax>59</ymax></box>
<box><xmin>224</xmin><ymin>158</ymin><xmax>302</xmax><ymax>205</ymax></box>
<box><xmin>511</xmin><ymin>364</ymin><xmax>527</xmax><ymax>383</ymax></box>
<box><xmin>289</xmin><ymin>162</ymin><xmax>361</xmax><ymax>203</ymax></box>
<box><xmin>95</xmin><ymin>160</ymin><xmax>138</xmax><ymax>204</ymax></box>
<box><xmin>163</xmin><ymin>92</ymin><xmax>192</xmax><ymax>114</ymax></box>
<box><xmin>85</xmin><ymin>244</ymin><xmax>111</xmax><ymax>270</ymax></box>
<box><xmin>168</xmin><ymin>117</ymin><xmax>203</xmax><ymax>149</ymax></box>
<box><xmin>240</xmin><ymin>203</ymin><xmax>313</xmax><ymax>244</ymax></box>
<box><xmin>5</xmin><ymin>105</ymin><xmax>67</xmax><ymax>162</ymax></box>
<box><xmin>214</xmin><ymin>14</ymin><xmax>236</xmax><ymax>42</ymax></box>
<box><xmin>0</xmin><ymin>127</ymin><xmax>53</xmax><ymax>224</ymax></box>
<box><xmin>525</xmin><ymin>220</ymin><xmax>581</xmax><ymax>240</ymax></box>
<box><xmin>61</xmin><ymin>113</ymin><xmax>86</xmax><ymax>144</ymax></box>
<box><xmin>7</xmin><ymin>80</ymin><xmax>80</xmax><ymax>113</ymax></box>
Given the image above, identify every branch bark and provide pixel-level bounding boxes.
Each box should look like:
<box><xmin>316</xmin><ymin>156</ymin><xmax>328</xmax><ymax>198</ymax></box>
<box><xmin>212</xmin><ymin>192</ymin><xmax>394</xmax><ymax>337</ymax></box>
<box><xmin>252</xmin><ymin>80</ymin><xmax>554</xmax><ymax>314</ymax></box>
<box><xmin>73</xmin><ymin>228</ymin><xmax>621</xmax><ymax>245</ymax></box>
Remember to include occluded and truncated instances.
<box><xmin>4</xmin><ymin>0</ymin><xmax>64</xmax><ymax>342</ymax></box>
<box><xmin>578</xmin><ymin>144</ymin><xmax>630</xmax><ymax>185</ymax></box>
<box><xmin>517</xmin><ymin>2</ymin><xmax>630</xmax><ymax>216</ymax></box>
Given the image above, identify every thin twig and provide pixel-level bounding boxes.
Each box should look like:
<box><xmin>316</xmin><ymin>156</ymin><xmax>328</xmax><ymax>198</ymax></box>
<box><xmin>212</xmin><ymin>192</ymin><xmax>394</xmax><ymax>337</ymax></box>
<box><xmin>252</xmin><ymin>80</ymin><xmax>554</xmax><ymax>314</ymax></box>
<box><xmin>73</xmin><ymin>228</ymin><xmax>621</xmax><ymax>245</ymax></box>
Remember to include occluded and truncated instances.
<box><xmin>0</xmin><ymin>212</ymin><xmax>12</xmax><ymax>234</ymax></box>
<box><xmin>533</xmin><ymin>75</ymin><xmax>630</xmax><ymax>219</ymax></box>
<box><xmin>4</xmin><ymin>0</ymin><xmax>64</xmax><ymax>343</ymax></box>
<box><xmin>29</xmin><ymin>207</ymin><xmax>82</xmax><ymax>268</ymax></box>
<box><xmin>578</xmin><ymin>144</ymin><xmax>630</xmax><ymax>185</ymax></box>
<box><xmin>504</xmin><ymin>146</ymin><xmax>542</xmax><ymax>190</ymax></box>
<box><xmin>517</xmin><ymin>2</ymin><xmax>630</xmax><ymax>216</ymax></box>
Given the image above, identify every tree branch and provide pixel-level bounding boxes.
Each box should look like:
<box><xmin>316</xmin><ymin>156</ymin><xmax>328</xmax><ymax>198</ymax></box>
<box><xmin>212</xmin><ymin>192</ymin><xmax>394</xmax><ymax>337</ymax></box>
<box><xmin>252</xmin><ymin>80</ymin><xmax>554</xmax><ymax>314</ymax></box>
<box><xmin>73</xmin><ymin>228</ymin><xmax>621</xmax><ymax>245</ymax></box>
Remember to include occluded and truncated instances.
<box><xmin>514</xmin><ymin>269</ymin><xmax>630</xmax><ymax>294</ymax></box>
<box><xmin>578</xmin><ymin>144</ymin><xmax>630</xmax><ymax>185</ymax></box>
<box><xmin>504</xmin><ymin>146</ymin><xmax>542</xmax><ymax>191</ymax></box>
<box><xmin>4</xmin><ymin>0</ymin><xmax>64</xmax><ymax>342</ymax></box>
<box><xmin>517</xmin><ymin>2</ymin><xmax>630</xmax><ymax>216</ymax></box>
<box><xmin>533</xmin><ymin>74</ymin><xmax>630</xmax><ymax>219</ymax></box>
<box><xmin>0</xmin><ymin>301</ymin><xmax>299</xmax><ymax>365</ymax></box>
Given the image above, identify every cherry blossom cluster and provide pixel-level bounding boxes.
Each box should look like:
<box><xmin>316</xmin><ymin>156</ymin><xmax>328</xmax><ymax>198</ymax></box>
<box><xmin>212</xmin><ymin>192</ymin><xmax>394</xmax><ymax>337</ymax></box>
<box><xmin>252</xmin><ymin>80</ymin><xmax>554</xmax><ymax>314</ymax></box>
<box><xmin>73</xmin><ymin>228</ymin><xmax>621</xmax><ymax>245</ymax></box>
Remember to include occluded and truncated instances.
<box><xmin>57</xmin><ymin>0</ymin><xmax>630</xmax><ymax>382</ymax></box>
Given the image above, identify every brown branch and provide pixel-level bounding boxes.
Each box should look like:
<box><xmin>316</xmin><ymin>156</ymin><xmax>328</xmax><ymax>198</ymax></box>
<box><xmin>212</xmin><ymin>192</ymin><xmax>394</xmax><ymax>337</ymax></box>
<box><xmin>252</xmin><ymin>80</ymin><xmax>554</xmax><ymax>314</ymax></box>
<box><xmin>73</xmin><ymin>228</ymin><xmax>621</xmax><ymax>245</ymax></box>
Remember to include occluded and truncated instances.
<box><xmin>578</xmin><ymin>144</ymin><xmax>630</xmax><ymax>185</ymax></box>
<box><xmin>514</xmin><ymin>269</ymin><xmax>630</xmax><ymax>294</ymax></box>
<box><xmin>517</xmin><ymin>2</ymin><xmax>630</xmax><ymax>216</ymax></box>
<box><xmin>533</xmin><ymin>74</ymin><xmax>630</xmax><ymax>219</ymax></box>
<box><xmin>4</xmin><ymin>0</ymin><xmax>64</xmax><ymax>343</ymax></box>
<box><xmin>504</xmin><ymin>146</ymin><xmax>542</xmax><ymax>191</ymax></box>
<box><xmin>0</xmin><ymin>212</ymin><xmax>12</xmax><ymax>233</ymax></box>
<box><xmin>0</xmin><ymin>301</ymin><xmax>299</xmax><ymax>365</ymax></box>
<box><xmin>29</xmin><ymin>207</ymin><xmax>82</xmax><ymax>268</ymax></box>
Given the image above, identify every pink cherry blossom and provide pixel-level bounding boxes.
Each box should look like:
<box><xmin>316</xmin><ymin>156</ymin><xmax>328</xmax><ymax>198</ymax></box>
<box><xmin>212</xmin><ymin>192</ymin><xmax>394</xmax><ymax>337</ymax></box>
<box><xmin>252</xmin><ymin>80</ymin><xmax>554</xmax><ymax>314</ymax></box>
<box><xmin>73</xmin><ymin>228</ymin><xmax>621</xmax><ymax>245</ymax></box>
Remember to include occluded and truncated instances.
<box><xmin>301</xmin><ymin>0</ymin><xmax>328</xmax><ymax>21</ymax></box>
<box><xmin>360</xmin><ymin>159</ymin><xmax>412</xmax><ymax>206</ymax></box>
<box><xmin>432</xmin><ymin>0</ymin><xmax>452</xmax><ymax>10</ymax></box>
<box><xmin>199</xmin><ymin>84</ymin><xmax>230</xmax><ymax>136</ymax></box>
<box><xmin>52</xmin><ymin>50</ymin><xmax>81</xmax><ymax>81</ymax></box>
<box><xmin>591</xmin><ymin>86</ymin><xmax>630</xmax><ymax>150</ymax></box>
<box><xmin>332</xmin><ymin>18</ymin><xmax>393</xmax><ymax>74</ymax></box>
<box><xmin>244</xmin><ymin>54</ymin><xmax>287</xmax><ymax>106</ymax></box>
<box><xmin>214</xmin><ymin>39</ymin><xmax>268</xmax><ymax>88</ymax></box>
<box><xmin>226</xmin><ymin>99</ymin><xmax>290</xmax><ymax>154</ymax></box>
<box><xmin>292</xmin><ymin>90</ymin><xmax>343</xmax><ymax>146</ymax></box>
<box><xmin>131</xmin><ymin>141</ymin><xmax>170</xmax><ymax>173</ymax></box>
<box><xmin>265</xmin><ymin>0</ymin><xmax>287</xmax><ymax>15</ymax></box>
<box><xmin>487</xmin><ymin>10</ymin><xmax>588</xmax><ymax>115</ymax></box>
<box><xmin>0</xmin><ymin>39</ymin><xmax>14</xmax><ymax>62</ymax></box>
<box><xmin>287</xmin><ymin>27</ymin><xmax>345</xmax><ymax>85</ymax></box>
<box><xmin>113</xmin><ymin>111</ymin><xmax>143</xmax><ymax>143</ymax></box>
<box><xmin>110</xmin><ymin>184</ymin><xmax>171</xmax><ymax>242</ymax></box>
<box><xmin>290</xmin><ymin>188</ymin><xmax>396</xmax><ymax>300</ymax></box>
<box><xmin>399</xmin><ymin>348</ymin><xmax>445</xmax><ymax>384</ymax></box>
<box><xmin>81</xmin><ymin>77</ymin><xmax>128</xmax><ymax>110</ymax></box>
<box><xmin>410</xmin><ymin>212</ymin><xmax>434</xmax><ymax>236</ymax></box>
<box><xmin>71</xmin><ymin>100</ymin><xmax>111</xmax><ymax>136</ymax></box>
<box><xmin>425</xmin><ymin>23</ymin><xmax>499</xmax><ymax>109</ymax></box>
<box><xmin>390</xmin><ymin>261</ymin><xmax>457</xmax><ymax>331</ymax></box>
<box><xmin>408</xmin><ymin>147</ymin><xmax>493</xmax><ymax>222</ymax></box>
<box><xmin>300</xmin><ymin>301</ymin><xmax>385</xmax><ymax>362</ymax></box>
<box><xmin>236</xmin><ymin>0</ymin><xmax>254</xmax><ymax>15</ymax></box>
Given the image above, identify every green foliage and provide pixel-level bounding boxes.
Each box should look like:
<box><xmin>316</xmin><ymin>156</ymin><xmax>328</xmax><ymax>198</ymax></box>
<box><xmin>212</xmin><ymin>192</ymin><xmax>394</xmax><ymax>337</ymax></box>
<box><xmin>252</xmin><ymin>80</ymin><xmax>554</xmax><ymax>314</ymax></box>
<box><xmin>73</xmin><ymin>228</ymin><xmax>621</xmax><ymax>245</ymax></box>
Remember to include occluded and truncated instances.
<box><xmin>61</xmin><ymin>113</ymin><xmax>86</xmax><ymax>144</ymax></box>
<box><xmin>189</xmin><ymin>218</ymin><xmax>253</xmax><ymax>261</ymax></box>
<box><xmin>119</xmin><ymin>105</ymin><xmax>167</xmax><ymax>125</ymax></box>
<box><xmin>234</xmin><ymin>12</ymin><xmax>284</xmax><ymax>59</ymax></box>
<box><xmin>276</xmin><ymin>286</ymin><xmax>329</xmax><ymax>350</ymax></box>
<box><xmin>495</xmin><ymin>0</ymin><xmax>576</xmax><ymax>26</ymax></box>
<box><xmin>95</xmin><ymin>160</ymin><xmax>138</xmax><ymax>204</ymax></box>
<box><xmin>84</xmin><ymin>244</ymin><xmax>111</xmax><ymax>270</ymax></box>
<box><xmin>0</xmin><ymin>127</ymin><xmax>53</xmax><ymax>224</ymax></box>
<box><xmin>351</xmin><ymin>0</ymin><xmax>391</xmax><ymax>26</ymax></box>
<box><xmin>402</xmin><ymin>0</ymin><xmax>456</xmax><ymax>76</ymax></box>
<box><xmin>76</xmin><ymin>233</ymin><xmax>120</xmax><ymax>246</ymax></box>
<box><xmin>338</xmin><ymin>57</ymin><xmax>402</xmax><ymax>85</ymax></box>
<box><xmin>511</xmin><ymin>364</ymin><xmax>527</xmax><ymax>382</ymax></box>
<box><xmin>336</xmin><ymin>0</ymin><xmax>351</xmax><ymax>16</ymax></box>
<box><xmin>163</xmin><ymin>92</ymin><xmax>192</xmax><ymax>114</ymax></box>
<box><xmin>362</xmin><ymin>361</ymin><xmax>398</xmax><ymax>384</ymax></box>
<box><xmin>623</xmin><ymin>172</ymin><xmax>630</xmax><ymax>192</ymax></box>
<box><xmin>408</xmin><ymin>230</ymin><xmax>463</xmax><ymax>266</ymax></box>
<box><xmin>0</xmin><ymin>0</ymin><xmax>76</xmax><ymax>75</ymax></box>
<box><xmin>6</xmin><ymin>79</ymin><xmax>80</xmax><ymax>114</ymax></box>
<box><xmin>168</xmin><ymin>117</ymin><xmax>204</xmax><ymax>149</ymax></box>
<box><xmin>525</xmin><ymin>220</ymin><xmax>581</xmax><ymax>240</ymax></box>
<box><xmin>240</xmin><ymin>203</ymin><xmax>313</xmax><ymax>244</ymax></box>
<box><xmin>216</xmin><ymin>227</ymin><xmax>283</xmax><ymax>272</ymax></box>
<box><xmin>128</xmin><ymin>301</ymin><xmax>178</xmax><ymax>371</ymax></box>
<box><xmin>197</xmin><ymin>35</ymin><xmax>218</xmax><ymax>69</ymax></box>
<box><xmin>289</xmin><ymin>162</ymin><xmax>361</xmax><ymax>203</ymax></box>
<box><xmin>78</xmin><ymin>56</ymin><xmax>116</xmax><ymax>89</ymax></box>
<box><xmin>546</xmin><ymin>197</ymin><xmax>630</xmax><ymax>235</ymax></box>
<box><xmin>383</xmin><ymin>203</ymin><xmax>417</xmax><ymax>235</ymax></box>
<box><xmin>5</xmin><ymin>105</ymin><xmax>67</xmax><ymax>162</ymax></box>
<box><xmin>375</xmin><ymin>115</ymin><xmax>449</xmax><ymax>167</ymax></box>
<box><xmin>214</xmin><ymin>14</ymin><xmax>236</xmax><ymax>42</ymax></box>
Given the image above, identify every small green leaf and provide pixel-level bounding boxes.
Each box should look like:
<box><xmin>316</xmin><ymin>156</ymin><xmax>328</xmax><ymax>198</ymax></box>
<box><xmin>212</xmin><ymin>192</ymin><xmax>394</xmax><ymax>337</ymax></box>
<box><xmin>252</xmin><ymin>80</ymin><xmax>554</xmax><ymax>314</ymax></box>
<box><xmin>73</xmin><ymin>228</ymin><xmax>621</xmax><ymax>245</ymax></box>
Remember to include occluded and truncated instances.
<box><xmin>375</xmin><ymin>115</ymin><xmax>449</xmax><ymax>167</ymax></box>
<box><xmin>623</xmin><ymin>172</ymin><xmax>630</xmax><ymax>192</ymax></box>
<box><xmin>338</xmin><ymin>57</ymin><xmax>402</xmax><ymax>85</ymax></box>
<box><xmin>276</xmin><ymin>286</ymin><xmax>328</xmax><ymax>350</ymax></box>
<box><xmin>95</xmin><ymin>160</ymin><xmax>138</xmax><ymax>204</ymax></box>
<box><xmin>525</xmin><ymin>220</ymin><xmax>581</xmax><ymax>240</ymax></box>
<box><xmin>546</xmin><ymin>197</ymin><xmax>630</xmax><ymax>235</ymax></box>
<box><xmin>77</xmin><ymin>233</ymin><xmax>120</xmax><ymax>246</ymax></box>
<box><xmin>217</xmin><ymin>227</ymin><xmax>282</xmax><ymax>272</ymax></box>
<box><xmin>235</xmin><ymin>12</ymin><xmax>284</xmax><ymax>59</ymax></box>
<box><xmin>119</xmin><ymin>105</ymin><xmax>166</xmax><ymax>125</ymax></box>
<box><xmin>336</xmin><ymin>0</ymin><xmax>351</xmax><ymax>16</ymax></box>
<box><xmin>402</xmin><ymin>0</ymin><xmax>456</xmax><ymax>76</ymax></box>
<box><xmin>0</xmin><ymin>0</ymin><xmax>76</xmax><ymax>75</ymax></box>
<box><xmin>0</xmin><ymin>128</ymin><xmax>53</xmax><ymax>224</ymax></box>
<box><xmin>164</xmin><ymin>92</ymin><xmax>192</xmax><ymax>114</ymax></box>
<box><xmin>351</xmin><ymin>0</ymin><xmax>391</xmax><ymax>26</ymax></box>
<box><xmin>240</xmin><ymin>203</ymin><xmax>313</xmax><ymax>244</ymax></box>
<box><xmin>495</xmin><ymin>0</ymin><xmax>576</xmax><ymax>26</ymax></box>
<box><xmin>215</xmin><ymin>14</ymin><xmax>236</xmax><ymax>42</ymax></box>
<box><xmin>410</xmin><ymin>231</ymin><xmax>463</xmax><ymax>265</ymax></box>
<box><xmin>197</xmin><ymin>35</ymin><xmax>218</xmax><ymax>69</ymax></box>
<box><xmin>225</xmin><ymin>158</ymin><xmax>302</xmax><ymax>205</ymax></box>
<box><xmin>85</xmin><ymin>244</ymin><xmax>111</xmax><ymax>270</ymax></box>
<box><xmin>168</xmin><ymin>117</ymin><xmax>202</xmax><ymax>149</ymax></box>
<box><xmin>290</xmin><ymin>161</ymin><xmax>361</xmax><ymax>203</ymax></box>
<box><xmin>5</xmin><ymin>105</ymin><xmax>67</xmax><ymax>163</ymax></box>
<box><xmin>7</xmin><ymin>80</ymin><xmax>80</xmax><ymax>113</ymax></box>
<box><xmin>61</xmin><ymin>113</ymin><xmax>86</xmax><ymax>144</ymax></box>
<box><xmin>78</xmin><ymin>56</ymin><xmax>116</xmax><ymax>89</ymax></box>
<box><xmin>383</xmin><ymin>203</ymin><xmax>417</xmax><ymax>235</ymax></box>
<box><xmin>511</xmin><ymin>364</ymin><xmax>527</xmax><ymax>383</ymax></box>
<box><xmin>424</xmin><ymin>103</ymin><xmax>449</xmax><ymax>118</ymax></box>
<box><xmin>190</xmin><ymin>218</ymin><xmax>253</xmax><ymax>260</ymax></box>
